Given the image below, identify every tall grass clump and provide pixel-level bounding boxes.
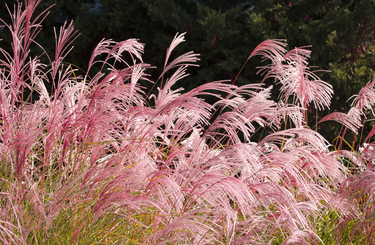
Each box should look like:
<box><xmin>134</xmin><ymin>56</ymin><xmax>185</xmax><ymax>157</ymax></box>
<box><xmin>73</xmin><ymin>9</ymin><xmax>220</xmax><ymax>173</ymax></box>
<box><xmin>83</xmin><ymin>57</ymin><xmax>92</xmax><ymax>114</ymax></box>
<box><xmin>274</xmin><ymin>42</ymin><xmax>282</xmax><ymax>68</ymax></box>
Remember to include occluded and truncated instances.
<box><xmin>1</xmin><ymin>0</ymin><xmax>375</xmax><ymax>244</ymax></box>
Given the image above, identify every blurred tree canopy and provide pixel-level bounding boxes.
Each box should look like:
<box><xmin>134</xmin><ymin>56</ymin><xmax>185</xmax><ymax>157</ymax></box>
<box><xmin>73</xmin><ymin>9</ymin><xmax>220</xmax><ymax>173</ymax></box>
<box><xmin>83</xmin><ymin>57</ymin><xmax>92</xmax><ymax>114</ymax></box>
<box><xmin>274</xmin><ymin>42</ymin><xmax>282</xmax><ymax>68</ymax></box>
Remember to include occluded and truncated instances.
<box><xmin>1</xmin><ymin>0</ymin><xmax>375</xmax><ymax>145</ymax></box>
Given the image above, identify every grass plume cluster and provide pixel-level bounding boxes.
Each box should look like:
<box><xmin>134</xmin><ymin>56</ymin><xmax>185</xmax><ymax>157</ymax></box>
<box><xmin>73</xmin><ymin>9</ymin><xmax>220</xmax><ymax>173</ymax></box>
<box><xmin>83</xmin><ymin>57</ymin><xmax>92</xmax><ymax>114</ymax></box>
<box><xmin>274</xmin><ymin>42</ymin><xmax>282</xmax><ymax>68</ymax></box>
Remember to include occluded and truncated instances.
<box><xmin>0</xmin><ymin>1</ymin><xmax>374</xmax><ymax>244</ymax></box>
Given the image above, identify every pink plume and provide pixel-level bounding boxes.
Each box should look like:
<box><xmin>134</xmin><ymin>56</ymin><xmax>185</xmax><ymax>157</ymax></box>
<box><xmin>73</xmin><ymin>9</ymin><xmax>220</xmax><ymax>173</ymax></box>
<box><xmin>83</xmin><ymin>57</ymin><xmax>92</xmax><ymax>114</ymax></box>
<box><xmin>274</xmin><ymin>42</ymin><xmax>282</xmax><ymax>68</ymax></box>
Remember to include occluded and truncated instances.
<box><xmin>351</xmin><ymin>74</ymin><xmax>375</xmax><ymax>116</ymax></box>
<box><xmin>319</xmin><ymin>107</ymin><xmax>362</xmax><ymax>134</ymax></box>
<box><xmin>248</xmin><ymin>39</ymin><xmax>287</xmax><ymax>62</ymax></box>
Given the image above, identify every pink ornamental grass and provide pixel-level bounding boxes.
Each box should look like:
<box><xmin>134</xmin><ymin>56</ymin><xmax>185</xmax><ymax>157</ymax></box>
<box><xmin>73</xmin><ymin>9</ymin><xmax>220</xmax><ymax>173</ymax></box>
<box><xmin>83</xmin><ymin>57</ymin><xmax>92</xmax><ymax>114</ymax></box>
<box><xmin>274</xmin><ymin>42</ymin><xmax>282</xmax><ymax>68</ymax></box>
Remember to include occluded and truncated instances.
<box><xmin>0</xmin><ymin>1</ymin><xmax>367</xmax><ymax>244</ymax></box>
<box><xmin>255</xmin><ymin>40</ymin><xmax>333</xmax><ymax>111</ymax></box>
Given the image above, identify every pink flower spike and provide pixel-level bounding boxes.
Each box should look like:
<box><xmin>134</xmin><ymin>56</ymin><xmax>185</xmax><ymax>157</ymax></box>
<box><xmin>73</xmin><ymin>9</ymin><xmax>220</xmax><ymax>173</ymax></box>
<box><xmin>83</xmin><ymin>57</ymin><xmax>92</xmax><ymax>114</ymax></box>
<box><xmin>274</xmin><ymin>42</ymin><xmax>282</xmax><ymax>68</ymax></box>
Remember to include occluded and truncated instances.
<box><xmin>248</xmin><ymin>39</ymin><xmax>287</xmax><ymax>62</ymax></box>
<box><xmin>351</xmin><ymin>74</ymin><xmax>375</xmax><ymax>116</ymax></box>
<box><xmin>53</xmin><ymin>21</ymin><xmax>79</xmax><ymax>77</ymax></box>
<box><xmin>164</xmin><ymin>32</ymin><xmax>187</xmax><ymax>69</ymax></box>
<box><xmin>319</xmin><ymin>107</ymin><xmax>362</xmax><ymax>134</ymax></box>
<box><xmin>283</xmin><ymin>46</ymin><xmax>312</xmax><ymax>65</ymax></box>
<box><xmin>158</xmin><ymin>33</ymin><xmax>200</xmax><ymax>79</ymax></box>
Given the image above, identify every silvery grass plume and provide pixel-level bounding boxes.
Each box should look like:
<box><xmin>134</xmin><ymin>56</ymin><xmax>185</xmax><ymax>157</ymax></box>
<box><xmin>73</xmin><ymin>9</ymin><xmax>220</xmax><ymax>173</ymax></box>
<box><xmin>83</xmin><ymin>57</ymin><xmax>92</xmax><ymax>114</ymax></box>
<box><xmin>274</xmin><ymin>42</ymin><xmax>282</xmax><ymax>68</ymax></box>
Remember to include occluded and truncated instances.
<box><xmin>0</xmin><ymin>1</ymin><xmax>361</xmax><ymax>244</ymax></box>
